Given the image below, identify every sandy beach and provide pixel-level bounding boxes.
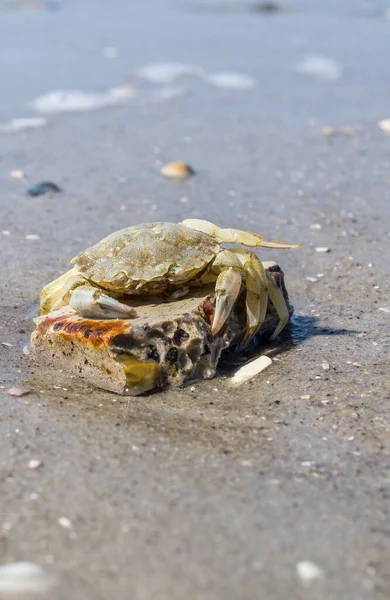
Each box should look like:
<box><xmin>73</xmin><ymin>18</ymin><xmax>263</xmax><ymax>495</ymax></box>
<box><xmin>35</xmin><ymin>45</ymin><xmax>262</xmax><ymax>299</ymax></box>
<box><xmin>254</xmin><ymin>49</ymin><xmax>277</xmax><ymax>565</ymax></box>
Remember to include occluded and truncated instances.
<box><xmin>1</xmin><ymin>1</ymin><xmax>390</xmax><ymax>598</ymax></box>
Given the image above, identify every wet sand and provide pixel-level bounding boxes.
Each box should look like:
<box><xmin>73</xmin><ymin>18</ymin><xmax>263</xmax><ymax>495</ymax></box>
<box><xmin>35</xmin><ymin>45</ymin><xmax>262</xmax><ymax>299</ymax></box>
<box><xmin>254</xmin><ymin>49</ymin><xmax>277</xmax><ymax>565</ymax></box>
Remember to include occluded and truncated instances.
<box><xmin>1</xmin><ymin>1</ymin><xmax>390</xmax><ymax>598</ymax></box>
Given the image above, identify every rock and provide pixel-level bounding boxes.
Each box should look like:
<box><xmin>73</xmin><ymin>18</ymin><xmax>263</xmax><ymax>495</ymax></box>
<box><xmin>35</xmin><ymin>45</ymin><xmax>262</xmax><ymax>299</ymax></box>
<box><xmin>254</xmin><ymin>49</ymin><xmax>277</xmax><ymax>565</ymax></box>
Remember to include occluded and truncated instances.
<box><xmin>30</xmin><ymin>263</ymin><xmax>293</xmax><ymax>395</ymax></box>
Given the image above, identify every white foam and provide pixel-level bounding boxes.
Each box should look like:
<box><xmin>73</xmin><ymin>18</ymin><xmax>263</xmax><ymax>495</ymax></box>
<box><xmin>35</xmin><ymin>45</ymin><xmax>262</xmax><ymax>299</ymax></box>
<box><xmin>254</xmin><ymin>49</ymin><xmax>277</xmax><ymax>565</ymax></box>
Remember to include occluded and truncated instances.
<box><xmin>31</xmin><ymin>86</ymin><xmax>136</xmax><ymax>114</ymax></box>
<box><xmin>205</xmin><ymin>72</ymin><xmax>256</xmax><ymax>90</ymax></box>
<box><xmin>295</xmin><ymin>56</ymin><xmax>342</xmax><ymax>81</ymax></box>
<box><xmin>136</xmin><ymin>62</ymin><xmax>205</xmax><ymax>84</ymax></box>
<box><xmin>0</xmin><ymin>117</ymin><xmax>47</xmax><ymax>133</ymax></box>
<box><xmin>153</xmin><ymin>86</ymin><xmax>187</xmax><ymax>101</ymax></box>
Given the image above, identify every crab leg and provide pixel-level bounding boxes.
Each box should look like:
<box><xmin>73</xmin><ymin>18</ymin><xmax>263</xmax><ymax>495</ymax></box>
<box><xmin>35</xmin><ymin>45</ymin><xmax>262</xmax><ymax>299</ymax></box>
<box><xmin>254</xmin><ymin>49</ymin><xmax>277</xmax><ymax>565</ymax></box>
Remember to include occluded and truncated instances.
<box><xmin>229</xmin><ymin>249</ymin><xmax>269</xmax><ymax>349</ymax></box>
<box><xmin>181</xmin><ymin>218</ymin><xmax>301</xmax><ymax>249</ymax></box>
<box><xmin>210</xmin><ymin>250</ymin><xmax>242</xmax><ymax>335</ymax></box>
<box><xmin>40</xmin><ymin>267</ymin><xmax>78</xmax><ymax>314</ymax></box>
<box><xmin>266</xmin><ymin>271</ymin><xmax>290</xmax><ymax>340</ymax></box>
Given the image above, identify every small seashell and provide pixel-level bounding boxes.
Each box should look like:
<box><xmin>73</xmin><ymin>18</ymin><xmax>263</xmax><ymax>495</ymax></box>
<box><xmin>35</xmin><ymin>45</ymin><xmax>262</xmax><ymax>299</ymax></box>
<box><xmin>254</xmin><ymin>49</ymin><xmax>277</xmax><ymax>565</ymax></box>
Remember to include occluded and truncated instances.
<box><xmin>58</xmin><ymin>516</ymin><xmax>72</xmax><ymax>529</ymax></box>
<box><xmin>10</xmin><ymin>169</ymin><xmax>25</xmax><ymax>180</ymax></box>
<box><xmin>25</xmin><ymin>459</ymin><xmax>42</xmax><ymax>470</ymax></box>
<box><xmin>296</xmin><ymin>560</ymin><xmax>324</xmax><ymax>585</ymax></box>
<box><xmin>378</xmin><ymin>119</ymin><xmax>390</xmax><ymax>134</ymax></box>
<box><xmin>160</xmin><ymin>161</ymin><xmax>194</xmax><ymax>179</ymax></box>
<box><xmin>6</xmin><ymin>386</ymin><xmax>31</xmax><ymax>397</ymax></box>
<box><xmin>27</xmin><ymin>181</ymin><xmax>62</xmax><ymax>197</ymax></box>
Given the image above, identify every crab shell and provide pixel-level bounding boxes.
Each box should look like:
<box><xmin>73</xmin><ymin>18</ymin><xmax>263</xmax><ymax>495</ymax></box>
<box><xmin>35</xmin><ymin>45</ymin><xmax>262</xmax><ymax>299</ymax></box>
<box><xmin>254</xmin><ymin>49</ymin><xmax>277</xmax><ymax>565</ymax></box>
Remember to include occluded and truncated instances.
<box><xmin>71</xmin><ymin>222</ymin><xmax>221</xmax><ymax>293</ymax></box>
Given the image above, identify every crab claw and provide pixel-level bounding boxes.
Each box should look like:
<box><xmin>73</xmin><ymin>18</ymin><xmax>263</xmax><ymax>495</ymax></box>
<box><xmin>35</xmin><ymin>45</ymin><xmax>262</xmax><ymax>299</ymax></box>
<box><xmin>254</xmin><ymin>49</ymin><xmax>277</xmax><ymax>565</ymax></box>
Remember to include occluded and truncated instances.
<box><xmin>211</xmin><ymin>268</ymin><xmax>242</xmax><ymax>335</ymax></box>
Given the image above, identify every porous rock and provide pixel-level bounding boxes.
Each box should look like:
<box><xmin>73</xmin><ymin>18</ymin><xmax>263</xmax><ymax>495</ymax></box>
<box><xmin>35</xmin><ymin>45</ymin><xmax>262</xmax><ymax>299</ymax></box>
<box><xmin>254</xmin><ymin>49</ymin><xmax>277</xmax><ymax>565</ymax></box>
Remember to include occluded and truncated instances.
<box><xmin>30</xmin><ymin>262</ymin><xmax>292</xmax><ymax>395</ymax></box>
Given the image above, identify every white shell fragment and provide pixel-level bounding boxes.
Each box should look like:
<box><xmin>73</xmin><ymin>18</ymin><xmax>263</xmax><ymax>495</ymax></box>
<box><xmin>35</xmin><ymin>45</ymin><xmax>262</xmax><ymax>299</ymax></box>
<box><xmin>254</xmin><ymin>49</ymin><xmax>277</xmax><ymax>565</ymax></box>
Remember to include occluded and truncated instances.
<box><xmin>296</xmin><ymin>560</ymin><xmax>325</xmax><ymax>585</ymax></box>
<box><xmin>10</xmin><ymin>169</ymin><xmax>25</xmax><ymax>180</ymax></box>
<box><xmin>0</xmin><ymin>562</ymin><xmax>55</xmax><ymax>593</ymax></box>
<box><xmin>378</xmin><ymin>119</ymin><xmax>390</xmax><ymax>134</ymax></box>
<box><xmin>231</xmin><ymin>356</ymin><xmax>272</xmax><ymax>385</ymax></box>
<box><xmin>315</xmin><ymin>247</ymin><xmax>330</xmax><ymax>253</ymax></box>
<box><xmin>25</xmin><ymin>459</ymin><xmax>42</xmax><ymax>470</ymax></box>
<box><xmin>6</xmin><ymin>386</ymin><xmax>31</xmax><ymax>397</ymax></box>
<box><xmin>58</xmin><ymin>516</ymin><xmax>72</xmax><ymax>529</ymax></box>
<box><xmin>25</xmin><ymin>234</ymin><xmax>41</xmax><ymax>240</ymax></box>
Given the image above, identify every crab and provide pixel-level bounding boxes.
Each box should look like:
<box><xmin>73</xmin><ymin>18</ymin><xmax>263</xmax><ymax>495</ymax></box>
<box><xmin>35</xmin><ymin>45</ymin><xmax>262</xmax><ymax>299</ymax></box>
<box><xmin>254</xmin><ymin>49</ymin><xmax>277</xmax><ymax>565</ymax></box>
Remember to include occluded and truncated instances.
<box><xmin>40</xmin><ymin>219</ymin><xmax>301</xmax><ymax>348</ymax></box>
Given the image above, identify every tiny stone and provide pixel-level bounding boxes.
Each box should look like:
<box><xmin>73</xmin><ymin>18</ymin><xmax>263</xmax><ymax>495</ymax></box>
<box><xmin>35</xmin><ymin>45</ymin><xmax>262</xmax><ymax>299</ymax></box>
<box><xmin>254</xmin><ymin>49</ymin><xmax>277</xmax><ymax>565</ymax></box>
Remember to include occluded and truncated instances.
<box><xmin>310</xmin><ymin>223</ymin><xmax>322</xmax><ymax>230</ymax></box>
<box><xmin>25</xmin><ymin>459</ymin><xmax>42</xmax><ymax>470</ymax></box>
<box><xmin>2</xmin><ymin>230</ymin><xmax>10</xmax><ymax>236</ymax></box>
<box><xmin>58</xmin><ymin>516</ymin><xmax>72</xmax><ymax>529</ymax></box>
<box><xmin>301</xmin><ymin>461</ymin><xmax>314</xmax><ymax>467</ymax></box>
<box><xmin>347</xmin><ymin>436</ymin><xmax>355</xmax><ymax>441</ymax></box>
<box><xmin>296</xmin><ymin>560</ymin><xmax>324</xmax><ymax>585</ymax></box>
<box><xmin>300</xmin><ymin>394</ymin><xmax>311</xmax><ymax>400</ymax></box>
<box><xmin>160</xmin><ymin>161</ymin><xmax>194</xmax><ymax>179</ymax></box>
<box><xmin>315</xmin><ymin>247</ymin><xmax>330</xmax><ymax>253</ymax></box>
<box><xmin>306</xmin><ymin>277</ymin><xmax>318</xmax><ymax>283</ymax></box>
<box><xmin>352</xmin><ymin>362</ymin><xmax>361</xmax><ymax>367</ymax></box>
<box><xmin>322</xmin><ymin>362</ymin><xmax>330</xmax><ymax>371</ymax></box>
<box><xmin>190</xmin><ymin>386</ymin><xmax>196</xmax><ymax>392</ymax></box>
<box><xmin>25</xmin><ymin>234</ymin><xmax>40</xmax><ymax>241</ymax></box>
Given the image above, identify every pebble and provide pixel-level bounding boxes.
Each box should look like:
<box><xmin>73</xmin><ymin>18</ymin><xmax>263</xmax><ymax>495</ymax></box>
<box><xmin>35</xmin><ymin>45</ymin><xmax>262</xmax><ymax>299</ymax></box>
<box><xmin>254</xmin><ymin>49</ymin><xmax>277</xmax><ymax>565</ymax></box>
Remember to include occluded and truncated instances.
<box><xmin>322</xmin><ymin>362</ymin><xmax>330</xmax><ymax>371</ymax></box>
<box><xmin>310</xmin><ymin>223</ymin><xmax>322</xmax><ymax>230</ymax></box>
<box><xmin>58</xmin><ymin>516</ymin><xmax>72</xmax><ymax>529</ymax></box>
<box><xmin>231</xmin><ymin>355</ymin><xmax>272</xmax><ymax>385</ymax></box>
<box><xmin>25</xmin><ymin>459</ymin><xmax>42</xmax><ymax>470</ymax></box>
<box><xmin>300</xmin><ymin>394</ymin><xmax>311</xmax><ymax>400</ymax></box>
<box><xmin>6</xmin><ymin>386</ymin><xmax>31</xmax><ymax>397</ymax></box>
<box><xmin>0</xmin><ymin>562</ymin><xmax>55</xmax><ymax>593</ymax></box>
<box><xmin>306</xmin><ymin>277</ymin><xmax>318</xmax><ymax>283</ymax></box>
<box><xmin>2</xmin><ymin>230</ymin><xmax>10</xmax><ymax>236</ymax></box>
<box><xmin>27</xmin><ymin>181</ymin><xmax>62</xmax><ymax>197</ymax></box>
<box><xmin>315</xmin><ymin>247</ymin><xmax>331</xmax><ymax>253</ymax></box>
<box><xmin>160</xmin><ymin>161</ymin><xmax>194</xmax><ymax>179</ymax></box>
<box><xmin>296</xmin><ymin>560</ymin><xmax>324</xmax><ymax>585</ymax></box>
<box><xmin>25</xmin><ymin>234</ymin><xmax>41</xmax><ymax>240</ymax></box>
<box><xmin>378</xmin><ymin>119</ymin><xmax>390</xmax><ymax>134</ymax></box>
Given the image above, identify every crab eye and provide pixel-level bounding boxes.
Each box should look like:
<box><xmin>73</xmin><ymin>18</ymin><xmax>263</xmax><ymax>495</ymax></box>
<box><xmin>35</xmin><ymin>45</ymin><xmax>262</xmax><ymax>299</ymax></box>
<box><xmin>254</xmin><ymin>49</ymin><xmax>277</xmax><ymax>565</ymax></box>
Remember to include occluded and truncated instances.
<box><xmin>112</xmin><ymin>272</ymin><xmax>127</xmax><ymax>283</ymax></box>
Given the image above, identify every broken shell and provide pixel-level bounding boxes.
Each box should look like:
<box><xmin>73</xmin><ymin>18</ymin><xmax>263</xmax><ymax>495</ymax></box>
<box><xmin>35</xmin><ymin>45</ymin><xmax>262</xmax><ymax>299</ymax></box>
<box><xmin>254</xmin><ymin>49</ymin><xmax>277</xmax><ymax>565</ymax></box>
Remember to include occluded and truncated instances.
<box><xmin>6</xmin><ymin>386</ymin><xmax>31</xmax><ymax>397</ymax></box>
<box><xmin>231</xmin><ymin>355</ymin><xmax>272</xmax><ymax>385</ymax></box>
<box><xmin>160</xmin><ymin>161</ymin><xmax>194</xmax><ymax>179</ymax></box>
